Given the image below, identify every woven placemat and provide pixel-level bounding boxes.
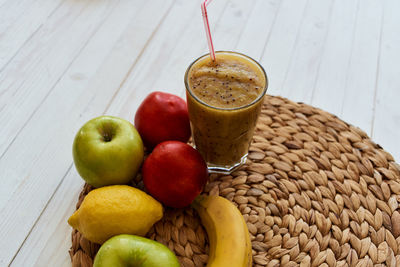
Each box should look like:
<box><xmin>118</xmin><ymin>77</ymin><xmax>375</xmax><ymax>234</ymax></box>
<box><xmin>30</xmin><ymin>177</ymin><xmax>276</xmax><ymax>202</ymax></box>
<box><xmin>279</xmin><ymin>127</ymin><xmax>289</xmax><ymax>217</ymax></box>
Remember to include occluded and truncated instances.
<box><xmin>69</xmin><ymin>95</ymin><xmax>400</xmax><ymax>267</ymax></box>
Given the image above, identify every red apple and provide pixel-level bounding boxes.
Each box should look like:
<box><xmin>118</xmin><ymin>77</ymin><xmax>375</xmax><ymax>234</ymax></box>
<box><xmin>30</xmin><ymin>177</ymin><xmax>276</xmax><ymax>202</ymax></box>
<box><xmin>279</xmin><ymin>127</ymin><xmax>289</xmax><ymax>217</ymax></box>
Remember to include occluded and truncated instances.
<box><xmin>134</xmin><ymin>92</ymin><xmax>191</xmax><ymax>149</ymax></box>
<box><xmin>142</xmin><ymin>141</ymin><xmax>208</xmax><ymax>208</ymax></box>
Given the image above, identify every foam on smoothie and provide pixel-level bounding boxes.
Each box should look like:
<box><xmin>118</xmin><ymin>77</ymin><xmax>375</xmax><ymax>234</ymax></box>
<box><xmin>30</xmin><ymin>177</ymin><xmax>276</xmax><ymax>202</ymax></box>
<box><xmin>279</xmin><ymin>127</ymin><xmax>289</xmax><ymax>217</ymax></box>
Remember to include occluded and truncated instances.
<box><xmin>188</xmin><ymin>53</ymin><xmax>265</xmax><ymax>109</ymax></box>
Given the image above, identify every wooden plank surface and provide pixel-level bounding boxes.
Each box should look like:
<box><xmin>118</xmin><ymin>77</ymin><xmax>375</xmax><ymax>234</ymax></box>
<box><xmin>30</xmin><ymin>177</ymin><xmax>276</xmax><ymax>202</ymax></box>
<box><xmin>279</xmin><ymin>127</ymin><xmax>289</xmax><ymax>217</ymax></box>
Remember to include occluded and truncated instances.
<box><xmin>372</xmin><ymin>0</ymin><xmax>400</xmax><ymax>160</ymax></box>
<box><xmin>310</xmin><ymin>0</ymin><xmax>359</xmax><ymax>115</ymax></box>
<box><xmin>280</xmin><ymin>0</ymin><xmax>334</xmax><ymax>104</ymax></box>
<box><xmin>0</xmin><ymin>0</ymin><xmax>399</xmax><ymax>265</ymax></box>
<box><xmin>340</xmin><ymin>0</ymin><xmax>383</xmax><ymax>134</ymax></box>
<box><xmin>0</xmin><ymin>0</ymin><xmax>64</xmax><ymax>71</ymax></box>
<box><xmin>259</xmin><ymin>0</ymin><xmax>308</xmax><ymax>92</ymax></box>
<box><xmin>1</xmin><ymin>0</ymin><xmax>174</xmax><ymax>265</ymax></box>
<box><xmin>0</xmin><ymin>0</ymin><xmax>116</xmax><ymax>157</ymax></box>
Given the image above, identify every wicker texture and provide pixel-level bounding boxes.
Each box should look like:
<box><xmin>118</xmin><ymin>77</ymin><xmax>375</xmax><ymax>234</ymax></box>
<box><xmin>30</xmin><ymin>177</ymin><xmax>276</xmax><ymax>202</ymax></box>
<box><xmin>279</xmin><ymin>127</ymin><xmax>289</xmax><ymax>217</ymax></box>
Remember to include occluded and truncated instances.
<box><xmin>69</xmin><ymin>95</ymin><xmax>400</xmax><ymax>267</ymax></box>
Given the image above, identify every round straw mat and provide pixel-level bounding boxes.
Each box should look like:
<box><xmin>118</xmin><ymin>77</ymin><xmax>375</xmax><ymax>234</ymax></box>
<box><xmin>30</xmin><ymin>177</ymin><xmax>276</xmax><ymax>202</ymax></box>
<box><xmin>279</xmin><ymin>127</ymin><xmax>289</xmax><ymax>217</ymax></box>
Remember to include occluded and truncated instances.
<box><xmin>69</xmin><ymin>95</ymin><xmax>400</xmax><ymax>267</ymax></box>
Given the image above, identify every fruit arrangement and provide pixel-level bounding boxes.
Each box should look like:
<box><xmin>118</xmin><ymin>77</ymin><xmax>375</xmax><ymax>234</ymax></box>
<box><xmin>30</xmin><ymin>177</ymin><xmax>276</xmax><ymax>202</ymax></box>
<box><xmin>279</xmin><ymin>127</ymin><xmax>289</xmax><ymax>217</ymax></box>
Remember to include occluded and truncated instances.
<box><xmin>68</xmin><ymin>91</ymin><xmax>252</xmax><ymax>266</ymax></box>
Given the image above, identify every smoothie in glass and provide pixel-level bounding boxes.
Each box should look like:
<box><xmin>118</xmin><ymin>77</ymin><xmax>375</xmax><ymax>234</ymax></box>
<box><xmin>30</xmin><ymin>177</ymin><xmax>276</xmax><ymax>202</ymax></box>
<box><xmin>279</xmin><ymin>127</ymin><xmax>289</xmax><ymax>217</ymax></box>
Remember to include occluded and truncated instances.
<box><xmin>185</xmin><ymin>51</ymin><xmax>268</xmax><ymax>173</ymax></box>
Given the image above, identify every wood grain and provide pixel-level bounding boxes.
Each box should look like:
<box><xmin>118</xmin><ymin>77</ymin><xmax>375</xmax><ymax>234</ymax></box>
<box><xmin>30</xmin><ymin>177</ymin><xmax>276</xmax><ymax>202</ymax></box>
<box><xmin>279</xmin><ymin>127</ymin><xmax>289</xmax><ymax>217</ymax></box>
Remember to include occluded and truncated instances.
<box><xmin>2</xmin><ymin>0</ymin><xmax>173</xmax><ymax>265</ymax></box>
<box><xmin>0</xmin><ymin>0</ymin><xmax>116</xmax><ymax>157</ymax></box>
<box><xmin>280</xmin><ymin>0</ymin><xmax>334</xmax><ymax>103</ymax></box>
<box><xmin>340</xmin><ymin>0</ymin><xmax>383</xmax><ymax>134</ymax></box>
<box><xmin>259</xmin><ymin>0</ymin><xmax>308</xmax><ymax>93</ymax></box>
<box><xmin>310</xmin><ymin>0</ymin><xmax>359</xmax><ymax>115</ymax></box>
<box><xmin>236</xmin><ymin>0</ymin><xmax>281</xmax><ymax>60</ymax></box>
<box><xmin>0</xmin><ymin>0</ymin><xmax>64</xmax><ymax>71</ymax></box>
<box><xmin>372</xmin><ymin>0</ymin><xmax>400</xmax><ymax>164</ymax></box>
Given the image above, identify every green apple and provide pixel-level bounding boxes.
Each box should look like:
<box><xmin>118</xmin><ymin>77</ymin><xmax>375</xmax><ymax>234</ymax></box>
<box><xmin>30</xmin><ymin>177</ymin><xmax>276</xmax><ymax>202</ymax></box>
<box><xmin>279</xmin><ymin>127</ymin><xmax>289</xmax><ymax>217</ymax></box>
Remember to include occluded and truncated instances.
<box><xmin>73</xmin><ymin>116</ymin><xmax>144</xmax><ymax>187</ymax></box>
<box><xmin>93</xmin><ymin>234</ymin><xmax>180</xmax><ymax>267</ymax></box>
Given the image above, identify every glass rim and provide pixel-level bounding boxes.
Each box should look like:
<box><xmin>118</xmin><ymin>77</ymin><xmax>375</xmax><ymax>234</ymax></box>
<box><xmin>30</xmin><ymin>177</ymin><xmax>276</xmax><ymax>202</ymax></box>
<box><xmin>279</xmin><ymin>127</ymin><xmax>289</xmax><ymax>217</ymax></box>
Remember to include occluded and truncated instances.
<box><xmin>184</xmin><ymin>51</ymin><xmax>268</xmax><ymax>111</ymax></box>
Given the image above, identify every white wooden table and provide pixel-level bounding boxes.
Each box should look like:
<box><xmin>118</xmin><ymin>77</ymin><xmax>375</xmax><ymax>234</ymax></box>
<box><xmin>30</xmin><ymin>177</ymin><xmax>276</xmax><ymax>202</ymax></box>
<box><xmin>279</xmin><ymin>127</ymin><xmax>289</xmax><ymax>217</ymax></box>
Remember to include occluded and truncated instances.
<box><xmin>1</xmin><ymin>0</ymin><xmax>399</xmax><ymax>266</ymax></box>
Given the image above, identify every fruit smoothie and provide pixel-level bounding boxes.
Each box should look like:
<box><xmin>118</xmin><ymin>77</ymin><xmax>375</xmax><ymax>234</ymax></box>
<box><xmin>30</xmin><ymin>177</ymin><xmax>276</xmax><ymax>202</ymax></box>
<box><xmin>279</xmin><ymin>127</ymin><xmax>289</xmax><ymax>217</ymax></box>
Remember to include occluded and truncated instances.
<box><xmin>185</xmin><ymin>51</ymin><xmax>268</xmax><ymax>173</ymax></box>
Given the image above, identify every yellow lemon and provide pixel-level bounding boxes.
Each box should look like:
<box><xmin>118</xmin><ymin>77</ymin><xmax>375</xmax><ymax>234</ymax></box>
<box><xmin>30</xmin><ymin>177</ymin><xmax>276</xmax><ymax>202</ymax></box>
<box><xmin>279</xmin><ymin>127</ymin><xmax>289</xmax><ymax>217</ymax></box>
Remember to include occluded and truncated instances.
<box><xmin>68</xmin><ymin>185</ymin><xmax>163</xmax><ymax>244</ymax></box>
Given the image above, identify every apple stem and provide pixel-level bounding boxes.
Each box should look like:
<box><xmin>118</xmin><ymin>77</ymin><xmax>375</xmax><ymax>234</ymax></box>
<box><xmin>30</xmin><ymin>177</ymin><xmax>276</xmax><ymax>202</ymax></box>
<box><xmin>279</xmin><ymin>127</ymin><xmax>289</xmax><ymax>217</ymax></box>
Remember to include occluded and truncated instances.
<box><xmin>103</xmin><ymin>133</ymin><xmax>112</xmax><ymax>142</ymax></box>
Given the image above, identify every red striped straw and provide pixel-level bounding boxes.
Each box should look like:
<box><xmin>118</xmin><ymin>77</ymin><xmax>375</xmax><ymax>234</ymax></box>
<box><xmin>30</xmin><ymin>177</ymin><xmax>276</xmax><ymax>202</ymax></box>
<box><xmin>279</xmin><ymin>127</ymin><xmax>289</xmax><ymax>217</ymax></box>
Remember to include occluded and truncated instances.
<box><xmin>201</xmin><ymin>0</ymin><xmax>215</xmax><ymax>61</ymax></box>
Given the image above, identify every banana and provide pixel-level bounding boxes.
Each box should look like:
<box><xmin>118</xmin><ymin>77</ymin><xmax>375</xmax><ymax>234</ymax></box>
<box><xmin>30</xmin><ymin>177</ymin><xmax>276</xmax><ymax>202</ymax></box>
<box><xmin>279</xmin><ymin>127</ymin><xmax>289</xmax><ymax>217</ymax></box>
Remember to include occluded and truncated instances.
<box><xmin>192</xmin><ymin>195</ymin><xmax>252</xmax><ymax>267</ymax></box>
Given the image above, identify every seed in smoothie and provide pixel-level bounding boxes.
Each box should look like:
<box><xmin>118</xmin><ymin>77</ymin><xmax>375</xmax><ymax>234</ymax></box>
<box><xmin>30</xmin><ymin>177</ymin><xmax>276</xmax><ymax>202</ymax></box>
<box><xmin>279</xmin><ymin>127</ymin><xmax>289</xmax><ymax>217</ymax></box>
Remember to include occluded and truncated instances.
<box><xmin>188</xmin><ymin>53</ymin><xmax>265</xmax><ymax>109</ymax></box>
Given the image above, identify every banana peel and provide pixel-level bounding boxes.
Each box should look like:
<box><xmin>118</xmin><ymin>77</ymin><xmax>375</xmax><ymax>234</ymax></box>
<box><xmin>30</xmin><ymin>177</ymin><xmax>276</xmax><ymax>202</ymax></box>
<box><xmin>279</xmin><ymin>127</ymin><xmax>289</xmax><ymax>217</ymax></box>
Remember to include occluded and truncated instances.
<box><xmin>192</xmin><ymin>195</ymin><xmax>252</xmax><ymax>267</ymax></box>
